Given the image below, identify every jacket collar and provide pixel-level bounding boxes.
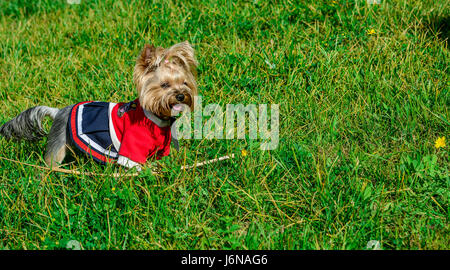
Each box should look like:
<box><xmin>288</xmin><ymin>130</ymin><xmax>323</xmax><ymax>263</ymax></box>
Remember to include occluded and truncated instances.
<box><xmin>143</xmin><ymin>109</ymin><xmax>171</xmax><ymax>127</ymax></box>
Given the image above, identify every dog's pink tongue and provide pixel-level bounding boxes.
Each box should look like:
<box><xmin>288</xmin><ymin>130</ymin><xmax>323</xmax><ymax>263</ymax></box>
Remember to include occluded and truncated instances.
<box><xmin>172</xmin><ymin>104</ymin><xmax>184</xmax><ymax>111</ymax></box>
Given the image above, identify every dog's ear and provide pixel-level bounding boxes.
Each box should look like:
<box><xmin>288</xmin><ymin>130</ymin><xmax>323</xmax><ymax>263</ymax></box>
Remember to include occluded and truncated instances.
<box><xmin>134</xmin><ymin>44</ymin><xmax>165</xmax><ymax>93</ymax></box>
<box><xmin>135</xmin><ymin>44</ymin><xmax>165</xmax><ymax>72</ymax></box>
<box><xmin>141</xmin><ymin>44</ymin><xmax>155</xmax><ymax>65</ymax></box>
<box><xmin>164</xmin><ymin>41</ymin><xmax>198</xmax><ymax>76</ymax></box>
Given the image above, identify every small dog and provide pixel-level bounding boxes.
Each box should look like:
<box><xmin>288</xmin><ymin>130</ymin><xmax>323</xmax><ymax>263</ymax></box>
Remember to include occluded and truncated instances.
<box><xmin>0</xmin><ymin>41</ymin><xmax>198</xmax><ymax>171</ymax></box>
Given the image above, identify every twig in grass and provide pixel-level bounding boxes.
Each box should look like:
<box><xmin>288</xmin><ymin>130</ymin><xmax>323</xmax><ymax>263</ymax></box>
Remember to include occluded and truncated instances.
<box><xmin>180</xmin><ymin>154</ymin><xmax>235</xmax><ymax>170</ymax></box>
<box><xmin>0</xmin><ymin>156</ymin><xmax>137</xmax><ymax>177</ymax></box>
<box><xmin>0</xmin><ymin>154</ymin><xmax>235</xmax><ymax>177</ymax></box>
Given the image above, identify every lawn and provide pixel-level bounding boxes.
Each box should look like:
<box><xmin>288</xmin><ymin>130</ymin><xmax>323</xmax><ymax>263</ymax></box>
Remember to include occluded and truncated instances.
<box><xmin>0</xmin><ymin>0</ymin><xmax>448</xmax><ymax>250</ymax></box>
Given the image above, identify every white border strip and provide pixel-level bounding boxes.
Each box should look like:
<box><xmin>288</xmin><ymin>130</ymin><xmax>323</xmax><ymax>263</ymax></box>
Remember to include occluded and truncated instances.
<box><xmin>108</xmin><ymin>103</ymin><xmax>121</xmax><ymax>152</ymax></box>
<box><xmin>77</xmin><ymin>102</ymin><xmax>118</xmax><ymax>158</ymax></box>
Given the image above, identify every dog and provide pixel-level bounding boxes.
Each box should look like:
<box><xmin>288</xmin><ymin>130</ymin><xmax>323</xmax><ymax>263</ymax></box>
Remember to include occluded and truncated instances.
<box><xmin>0</xmin><ymin>41</ymin><xmax>198</xmax><ymax>171</ymax></box>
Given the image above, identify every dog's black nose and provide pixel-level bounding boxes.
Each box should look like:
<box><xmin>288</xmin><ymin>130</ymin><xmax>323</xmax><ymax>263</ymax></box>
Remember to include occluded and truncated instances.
<box><xmin>176</xmin><ymin>94</ymin><xmax>185</xmax><ymax>101</ymax></box>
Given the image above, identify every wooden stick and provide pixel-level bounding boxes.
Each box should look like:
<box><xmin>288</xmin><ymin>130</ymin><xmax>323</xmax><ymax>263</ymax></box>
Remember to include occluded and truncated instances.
<box><xmin>0</xmin><ymin>156</ymin><xmax>140</xmax><ymax>177</ymax></box>
<box><xmin>180</xmin><ymin>154</ymin><xmax>235</xmax><ymax>170</ymax></box>
<box><xmin>0</xmin><ymin>154</ymin><xmax>235</xmax><ymax>177</ymax></box>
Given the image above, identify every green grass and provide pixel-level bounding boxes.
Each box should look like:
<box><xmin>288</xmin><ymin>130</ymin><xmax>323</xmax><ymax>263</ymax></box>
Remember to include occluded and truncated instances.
<box><xmin>0</xmin><ymin>0</ymin><xmax>448</xmax><ymax>250</ymax></box>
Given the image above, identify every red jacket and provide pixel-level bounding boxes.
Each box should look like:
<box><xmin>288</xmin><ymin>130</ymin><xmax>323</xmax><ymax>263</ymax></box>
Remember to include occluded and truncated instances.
<box><xmin>68</xmin><ymin>99</ymin><xmax>172</xmax><ymax>166</ymax></box>
<box><xmin>110</xmin><ymin>99</ymin><xmax>172</xmax><ymax>164</ymax></box>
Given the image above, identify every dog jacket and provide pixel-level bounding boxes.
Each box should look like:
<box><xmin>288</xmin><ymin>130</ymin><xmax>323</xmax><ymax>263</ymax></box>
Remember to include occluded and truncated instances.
<box><xmin>68</xmin><ymin>99</ymin><xmax>172</xmax><ymax>168</ymax></box>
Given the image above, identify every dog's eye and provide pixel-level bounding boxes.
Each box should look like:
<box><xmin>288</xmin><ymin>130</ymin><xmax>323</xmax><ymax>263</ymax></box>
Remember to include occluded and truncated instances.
<box><xmin>183</xmin><ymin>81</ymin><xmax>188</xmax><ymax>86</ymax></box>
<box><xmin>161</xmin><ymin>82</ymin><xmax>170</xmax><ymax>89</ymax></box>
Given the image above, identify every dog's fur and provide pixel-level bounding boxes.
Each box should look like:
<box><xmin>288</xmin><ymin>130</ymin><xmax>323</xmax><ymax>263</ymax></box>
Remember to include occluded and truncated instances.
<box><xmin>0</xmin><ymin>41</ymin><xmax>198</xmax><ymax>167</ymax></box>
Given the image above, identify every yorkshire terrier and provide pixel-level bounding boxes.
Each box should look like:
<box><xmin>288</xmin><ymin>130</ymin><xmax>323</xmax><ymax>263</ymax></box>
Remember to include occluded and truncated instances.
<box><xmin>0</xmin><ymin>41</ymin><xmax>198</xmax><ymax>171</ymax></box>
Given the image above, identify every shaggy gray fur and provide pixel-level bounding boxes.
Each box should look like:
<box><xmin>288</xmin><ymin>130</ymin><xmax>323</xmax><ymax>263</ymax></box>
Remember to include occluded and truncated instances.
<box><xmin>44</xmin><ymin>105</ymin><xmax>74</xmax><ymax>165</ymax></box>
<box><xmin>0</xmin><ymin>105</ymin><xmax>75</xmax><ymax>166</ymax></box>
<box><xmin>0</xmin><ymin>106</ymin><xmax>59</xmax><ymax>141</ymax></box>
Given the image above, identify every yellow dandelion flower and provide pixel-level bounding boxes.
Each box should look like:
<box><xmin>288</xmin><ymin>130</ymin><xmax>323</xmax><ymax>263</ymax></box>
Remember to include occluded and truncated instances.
<box><xmin>367</xmin><ymin>29</ymin><xmax>376</xmax><ymax>35</ymax></box>
<box><xmin>241</xmin><ymin>149</ymin><xmax>248</xmax><ymax>157</ymax></box>
<box><xmin>435</xmin><ymin>136</ymin><xmax>446</xmax><ymax>149</ymax></box>
<box><xmin>112</xmin><ymin>187</ymin><xmax>116</xmax><ymax>191</ymax></box>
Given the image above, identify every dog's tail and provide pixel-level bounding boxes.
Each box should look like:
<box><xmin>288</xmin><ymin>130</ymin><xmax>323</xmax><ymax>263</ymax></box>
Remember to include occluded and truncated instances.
<box><xmin>0</xmin><ymin>106</ymin><xmax>59</xmax><ymax>141</ymax></box>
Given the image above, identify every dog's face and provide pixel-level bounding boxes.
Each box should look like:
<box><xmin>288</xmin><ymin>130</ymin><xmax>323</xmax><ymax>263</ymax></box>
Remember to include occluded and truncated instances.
<box><xmin>133</xmin><ymin>41</ymin><xmax>198</xmax><ymax>118</ymax></box>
